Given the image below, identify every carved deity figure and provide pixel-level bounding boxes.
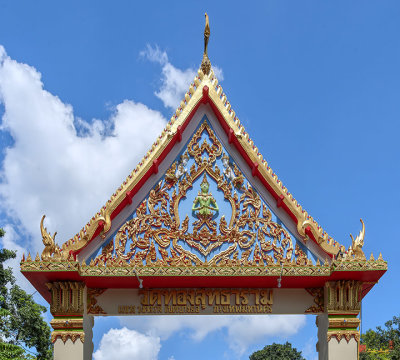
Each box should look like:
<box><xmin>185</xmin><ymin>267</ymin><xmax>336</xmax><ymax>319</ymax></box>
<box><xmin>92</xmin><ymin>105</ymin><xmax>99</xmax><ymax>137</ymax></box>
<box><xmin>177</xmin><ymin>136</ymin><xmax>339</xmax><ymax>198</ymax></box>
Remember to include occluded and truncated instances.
<box><xmin>192</xmin><ymin>173</ymin><xmax>219</xmax><ymax>218</ymax></box>
<box><xmin>222</xmin><ymin>155</ymin><xmax>235</xmax><ymax>182</ymax></box>
<box><xmin>221</xmin><ymin>154</ymin><xmax>244</xmax><ymax>189</ymax></box>
<box><xmin>175</xmin><ymin>153</ymin><xmax>189</xmax><ymax>179</ymax></box>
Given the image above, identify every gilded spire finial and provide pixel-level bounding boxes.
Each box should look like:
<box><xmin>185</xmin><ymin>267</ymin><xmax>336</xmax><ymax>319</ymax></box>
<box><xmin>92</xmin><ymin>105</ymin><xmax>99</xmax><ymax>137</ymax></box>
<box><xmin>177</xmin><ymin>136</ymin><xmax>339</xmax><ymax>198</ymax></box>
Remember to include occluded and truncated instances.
<box><xmin>204</xmin><ymin>13</ymin><xmax>210</xmax><ymax>56</ymax></box>
<box><xmin>201</xmin><ymin>13</ymin><xmax>211</xmax><ymax>75</ymax></box>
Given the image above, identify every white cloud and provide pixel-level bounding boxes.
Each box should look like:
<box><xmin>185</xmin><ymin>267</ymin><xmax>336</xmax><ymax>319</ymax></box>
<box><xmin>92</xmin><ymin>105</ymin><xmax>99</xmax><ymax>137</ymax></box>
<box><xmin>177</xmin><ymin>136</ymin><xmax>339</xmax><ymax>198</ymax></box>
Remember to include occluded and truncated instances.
<box><xmin>0</xmin><ymin>45</ymin><xmax>166</xmax><ymax>254</ymax></box>
<box><xmin>212</xmin><ymin>66</ymin><xmax>224</xmax><ymax>82</ymax></box>
<box><xmin>140</xmin><ymin>44</ymin><xmax>169</xmax><ymax>65</ymax></box>
<box><xmin>226</xmin><ymin>315</ymin><xmax>305</xmax><ymax>355</ymax></box>
<box><xmin>141</xmin><ymin>44</ymin><xmax>224</xmax><ymax>110</ymax></box>
<box><xmin>93</xmin><ymin>327</ymin><xmax>160</xmax><ymax>360</ymax></box>
<box><xmin>301</xmin><ymin>335</ymin><xmax>318</xmax><ymax>360</ymax></box>
<box><xmin>155</xmin><ymin>62</ymin><xmax>196</xmax><ymax>109</ymax></box>
<box><xmin>120</xmin><ymin>314</ymin><xmax>306</xmax><ymax>356</ymax></box>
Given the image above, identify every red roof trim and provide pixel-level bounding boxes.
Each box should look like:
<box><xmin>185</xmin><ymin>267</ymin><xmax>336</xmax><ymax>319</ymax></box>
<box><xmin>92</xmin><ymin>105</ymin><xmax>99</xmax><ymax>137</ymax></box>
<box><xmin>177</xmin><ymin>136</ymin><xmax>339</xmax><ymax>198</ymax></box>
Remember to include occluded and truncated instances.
<box><xmin>22</xmin><ymin>268</ymin><xmax>386</xmax><ymax>305</ymax></box>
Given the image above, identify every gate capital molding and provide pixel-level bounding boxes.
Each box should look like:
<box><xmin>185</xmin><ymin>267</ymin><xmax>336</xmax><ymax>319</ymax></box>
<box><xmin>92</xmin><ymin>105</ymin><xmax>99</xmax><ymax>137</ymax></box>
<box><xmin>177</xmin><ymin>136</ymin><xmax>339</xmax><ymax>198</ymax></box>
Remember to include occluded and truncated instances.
<box><xmin>325</xmin><ymin>280</ymin><xmax>362</xmax><ymax>314</ymax></box>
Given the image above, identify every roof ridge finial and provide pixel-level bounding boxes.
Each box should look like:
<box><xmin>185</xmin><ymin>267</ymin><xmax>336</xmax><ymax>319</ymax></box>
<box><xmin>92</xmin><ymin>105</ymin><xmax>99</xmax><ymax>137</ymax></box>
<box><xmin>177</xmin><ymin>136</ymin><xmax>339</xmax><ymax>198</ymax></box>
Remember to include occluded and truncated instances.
<box><xmin>201</xmin><ymin>13</ymin><xmax>211</xmax><ymax>75</ymax></box>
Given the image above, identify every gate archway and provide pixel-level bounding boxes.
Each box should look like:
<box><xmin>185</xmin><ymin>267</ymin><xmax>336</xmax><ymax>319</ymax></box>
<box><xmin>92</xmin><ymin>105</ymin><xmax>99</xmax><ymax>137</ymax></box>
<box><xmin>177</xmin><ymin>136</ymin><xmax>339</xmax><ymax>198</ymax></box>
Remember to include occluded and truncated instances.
<box><xmin>21</xmin><ymin>16</ymin><xmax>386</xmax><ymax>360</ymax></box>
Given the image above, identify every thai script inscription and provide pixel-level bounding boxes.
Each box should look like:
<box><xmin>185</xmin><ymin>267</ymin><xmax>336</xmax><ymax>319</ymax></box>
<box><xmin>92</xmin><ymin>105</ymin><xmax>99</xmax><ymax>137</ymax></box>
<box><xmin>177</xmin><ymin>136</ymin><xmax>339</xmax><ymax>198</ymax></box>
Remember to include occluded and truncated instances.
<box><xmin>118</xmin><ymin>289</ymin><xmax>273</xmax><ymax>315</ymax></box>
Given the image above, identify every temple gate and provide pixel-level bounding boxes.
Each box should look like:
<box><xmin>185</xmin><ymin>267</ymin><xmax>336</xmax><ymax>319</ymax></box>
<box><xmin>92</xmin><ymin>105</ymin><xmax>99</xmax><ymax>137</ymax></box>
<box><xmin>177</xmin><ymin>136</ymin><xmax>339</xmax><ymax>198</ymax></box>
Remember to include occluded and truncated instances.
<box><xmin>21</xmin><ymin>15</ymin><xmax>386</xmax><ymax>360</ymax></box>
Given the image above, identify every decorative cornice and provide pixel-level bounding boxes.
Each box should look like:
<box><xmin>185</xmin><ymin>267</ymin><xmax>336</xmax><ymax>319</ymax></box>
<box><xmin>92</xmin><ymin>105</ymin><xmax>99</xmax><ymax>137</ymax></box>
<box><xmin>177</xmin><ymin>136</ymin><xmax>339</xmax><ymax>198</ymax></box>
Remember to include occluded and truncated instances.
<box><xmin>325</xmin><ymin>280</ymin><xmax>362</xmax><ymax>313</ymax></box>
<box><xmin>51</xmin><ymin>331</ymin><xmax>85</xmax><ymax>344</ymax></box>
<box><xmin>46</xmin><ymin>281</ymin><xmax>85</xmax><ymax>316</ymax></box>
<box><xmin>21</xmin><ymin>257</ymin><xmax>387</xmax><ymax>277</ymax></box>
<box><xmin>50</xmin><ymin>318</ymin><xmax>83</xmax><ymax>330</ymax></box>
<box><xmin>327</xmin><ymin>330</ymin><xmax>360</xmax><ymax>343</ymax></box>
<box><xmin>328</xmin><ymin>317</ymin><xmax>360</xmax><ymax>329</ymax></box>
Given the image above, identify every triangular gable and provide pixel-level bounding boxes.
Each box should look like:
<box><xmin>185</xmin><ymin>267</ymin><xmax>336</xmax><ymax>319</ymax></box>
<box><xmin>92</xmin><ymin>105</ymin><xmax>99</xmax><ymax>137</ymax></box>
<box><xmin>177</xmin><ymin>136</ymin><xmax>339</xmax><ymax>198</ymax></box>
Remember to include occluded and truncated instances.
<box><xmin>21</xmin><ymin>62</ymin><xmax>387</xmax><ymax>305</ymax></box>
<box><xmin>39</xmin><ymin>67</ymin><xmax>343</xmax><ymax>262</ymax></box>
<box><xmin>85</xmin><ymin>117</ymin><xmax>319</xmax><ymax>268</ymax></box>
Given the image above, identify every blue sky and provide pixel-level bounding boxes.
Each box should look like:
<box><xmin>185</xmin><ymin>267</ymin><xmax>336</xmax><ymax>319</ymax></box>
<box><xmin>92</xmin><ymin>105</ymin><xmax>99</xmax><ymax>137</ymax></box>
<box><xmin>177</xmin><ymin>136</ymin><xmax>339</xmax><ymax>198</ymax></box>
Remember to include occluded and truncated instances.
<box><xmin>0</xmin><ymin>1</ymin><xmax>399</xmax><ymax>359</ymax></box>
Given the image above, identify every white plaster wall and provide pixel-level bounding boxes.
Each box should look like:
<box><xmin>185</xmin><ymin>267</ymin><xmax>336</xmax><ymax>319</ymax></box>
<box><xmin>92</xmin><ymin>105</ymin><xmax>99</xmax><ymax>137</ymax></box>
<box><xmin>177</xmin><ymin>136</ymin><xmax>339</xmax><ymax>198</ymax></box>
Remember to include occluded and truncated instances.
<box><xmin>54</xmin><ymin>339</ymin><xmax>84</xmax><ymax>360</ymax></box>
<box><xmin>93</xmin><ymin>288</ymin><xmax>315</xmax><ymax>316</ymax></box>
<box><xmin>328</xmin><ymin>338</ymin><xmax>358</xmax><ymax>360</ymax></box>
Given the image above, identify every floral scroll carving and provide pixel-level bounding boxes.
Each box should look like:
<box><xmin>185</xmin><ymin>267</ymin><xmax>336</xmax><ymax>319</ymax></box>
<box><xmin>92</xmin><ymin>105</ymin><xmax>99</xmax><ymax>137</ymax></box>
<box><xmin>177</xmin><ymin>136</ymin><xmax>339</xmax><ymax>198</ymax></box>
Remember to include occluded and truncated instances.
<box><xmin>92</xmin><ymin>122</ymin><xmax>300</xmax><ymax>268</ymax></box>
<box><xmin>87</xmin><ymin>288</ymin><xmax>107</xmax><ymax>315</ymax></box>
<box><xmin>305</xmin><ymin>288</ymin><xmax>324</xmax><ymax>313</ymax></box>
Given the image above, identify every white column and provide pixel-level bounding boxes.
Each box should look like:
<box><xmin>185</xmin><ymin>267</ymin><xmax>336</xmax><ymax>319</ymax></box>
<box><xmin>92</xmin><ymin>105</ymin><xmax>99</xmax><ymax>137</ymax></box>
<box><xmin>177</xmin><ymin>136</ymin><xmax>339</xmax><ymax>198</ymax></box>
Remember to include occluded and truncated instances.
<box><xmin>316</xmin><ymin>314</ymin><xmax>329</xmax><ymax>360</ymax></box>
<box><xmin>83</xmin><ymin>315</ymin><xmax>95</xmax><ymax>359</ymax></box>
<box><xmin>47</xmin><ymin>282</ymin><xmax>94</xmax><ymax>360</ymax></box>
<box><xmin>316</xmin><ymin>314</ymin><xmax>359</xmax><ymax>360</ymax></box>
<box><xmin>54</xmin><ymin>338</ymin><xmax>84</xmax><ymax>360</ymax></box>
<box><xmin>316</xmin><ymin>281</ymin><xmax>362</xmax><ymax>360</ymax></box>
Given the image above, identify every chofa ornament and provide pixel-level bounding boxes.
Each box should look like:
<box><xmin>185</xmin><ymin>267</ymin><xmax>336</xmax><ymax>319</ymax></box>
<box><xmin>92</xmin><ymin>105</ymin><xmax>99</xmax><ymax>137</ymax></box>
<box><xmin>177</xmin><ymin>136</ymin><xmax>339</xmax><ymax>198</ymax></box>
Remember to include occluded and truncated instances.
<box><xmin>40</xmin><ymin>215</ymin><xmax>59</xmax><ymax>261</ymax></box>
<box><xmin>347</xmin><ymin>219</ymin><xmax>366</xmax><ymax>260</ymax></box>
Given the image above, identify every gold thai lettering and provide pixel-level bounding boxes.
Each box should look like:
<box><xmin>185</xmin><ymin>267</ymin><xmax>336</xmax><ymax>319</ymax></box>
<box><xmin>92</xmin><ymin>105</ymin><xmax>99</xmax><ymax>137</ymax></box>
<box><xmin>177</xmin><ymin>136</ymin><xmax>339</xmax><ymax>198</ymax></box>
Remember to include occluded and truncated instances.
<box><xmin>121</xmin><ymin>289</ymin><xmax>273</xmax><ymax>315</ymax></box>
<box><xmin>176</xmin><ymin>291</ymin><xmax>187</xmax><ymax>305</ymax></box>
<box><xmin>195</xmin><ymin>289</ymin><xmax>206</xmax><ymax>308</ymax></box>
<box><xmin>149</xmin><ymin>290</ymin><xmax>162</xmax><ymax>306</ymax></box>
<box><xmin>163</xmin><ymin>290</ymin><xmax>176</xmax><ymax>305</ymax></box>
<box><xmin>206</xmin><ymin>290</ymin><xmax>220</xmax><ymax>305</ymax></box>
<box><xmin>220</xmin><ymin>290</ymin><xmax>230</xmax><ymax>305</ymax></box>
<box><xmin>260</xmin><ymin>290</ymin><xmax>273</xmax><ymax>305</ymax></box>
<box><xmin>186</xmin><ymin>290</ymin><xmax>195</xmax><ymax>305</ymax></box>
<box><xmin>164</xmin><ymin>305</ymin><xmax>200</xmax><ymax>314</ymax></box>
<box><xmin>137</xmin><ymin>305</ymin><xmax>162</xmax><ymax>314</ymax></box>
<box><xmin>240</xmin><ymin>291</ymin><xmax>249</xmax><ymax>305</ymax></box>
<box><xmin>139</xmin><ymin>290</ymin><xmax>149</xmax><ymax>305</ymax></box>
<box><xmin>118</xmin><ymin>305</ymin><xmax>136</xmax><ymax>314</ymax></box>
<box><xmin>213</xmin><ymin>305</ymin><xmax>271</xmax><ymax>314</ymax></box>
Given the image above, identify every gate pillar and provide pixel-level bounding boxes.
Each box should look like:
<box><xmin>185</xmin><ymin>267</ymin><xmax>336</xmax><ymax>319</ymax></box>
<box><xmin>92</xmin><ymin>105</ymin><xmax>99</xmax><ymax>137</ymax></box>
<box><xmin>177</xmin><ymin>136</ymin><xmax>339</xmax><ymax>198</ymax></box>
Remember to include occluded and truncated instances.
<box><xmin>316</xmin><ymin>281</ymin><xmax>361</xmax><ymax>360</ymax></box>
<box><xmin>47</xmin><ymin>282</ymin><xmax>94</xmax><ymax>360</ymax></box>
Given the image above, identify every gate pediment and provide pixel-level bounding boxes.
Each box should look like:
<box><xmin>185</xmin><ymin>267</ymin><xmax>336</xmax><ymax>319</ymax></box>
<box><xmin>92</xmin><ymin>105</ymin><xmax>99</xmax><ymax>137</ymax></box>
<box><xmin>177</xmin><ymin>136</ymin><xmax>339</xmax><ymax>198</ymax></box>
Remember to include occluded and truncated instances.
<box><xmin>89</xmin><ymin>120</ymin><xmax>303</xmax><ymax>269</ymax></box>
<box><xmin>21</xmin><ymin>61</ymin><xmax>386</xmax><ymax>303</ymax></box>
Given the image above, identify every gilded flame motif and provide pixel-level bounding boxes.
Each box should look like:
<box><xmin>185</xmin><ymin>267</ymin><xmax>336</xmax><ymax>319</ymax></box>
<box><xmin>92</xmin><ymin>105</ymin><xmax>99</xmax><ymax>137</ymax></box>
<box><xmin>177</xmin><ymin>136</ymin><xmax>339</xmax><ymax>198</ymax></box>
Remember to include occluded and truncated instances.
<box><xmin>92</xmin><ymin>122</ymin><xmax>296</xmax><ymax>267</ymax></box>
<box><xmin>201</xmin><ymin>13</ymin><xmax>211</xmax><ymax>75</ymax></box>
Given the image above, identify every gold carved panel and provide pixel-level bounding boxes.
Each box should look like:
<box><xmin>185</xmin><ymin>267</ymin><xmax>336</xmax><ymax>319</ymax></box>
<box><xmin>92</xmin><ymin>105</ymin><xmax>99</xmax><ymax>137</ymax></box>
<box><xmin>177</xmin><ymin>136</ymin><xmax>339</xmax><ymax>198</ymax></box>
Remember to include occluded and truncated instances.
<box><xmin>91</xmin><ymin>122</ymin><xmax>301</xmax><ymax>268</ymax></box>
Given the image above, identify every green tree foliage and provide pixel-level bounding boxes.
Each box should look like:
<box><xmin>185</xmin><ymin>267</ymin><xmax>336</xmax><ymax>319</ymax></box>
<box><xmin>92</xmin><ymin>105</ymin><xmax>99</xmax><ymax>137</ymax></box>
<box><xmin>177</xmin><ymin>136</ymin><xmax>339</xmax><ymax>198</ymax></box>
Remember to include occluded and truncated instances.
<box><xmin>360</xmin><ymin>315</ymin><xmax>400</xmax><ymax>360</ymax></box>
<box><xmin>249</xmin><ymin>342</ymin><xmax>305</xmax><ymax>360</ymax></box>
<box><xmin>0</xmin><ymin>229</ymin><xmax>52</xmax><ymax>360</ymax></box>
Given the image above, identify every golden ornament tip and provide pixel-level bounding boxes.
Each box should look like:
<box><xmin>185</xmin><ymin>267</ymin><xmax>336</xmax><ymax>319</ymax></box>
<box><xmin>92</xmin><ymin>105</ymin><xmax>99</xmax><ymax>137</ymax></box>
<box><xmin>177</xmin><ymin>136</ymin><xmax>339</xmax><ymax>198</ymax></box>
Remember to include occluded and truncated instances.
<box><xmin>201</xmin><ymin>12</ymin><xmax>211</xmax><ymax>75</ymax></box>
